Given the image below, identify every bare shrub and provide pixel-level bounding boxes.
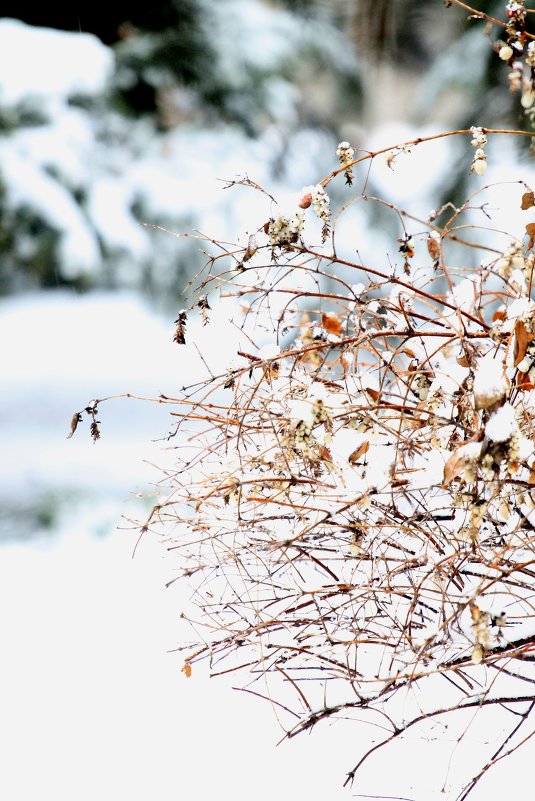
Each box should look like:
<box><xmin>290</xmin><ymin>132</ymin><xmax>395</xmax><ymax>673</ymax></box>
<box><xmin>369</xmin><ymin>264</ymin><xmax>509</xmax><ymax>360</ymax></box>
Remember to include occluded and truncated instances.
<box><xmin>71</xmin><ymin>3</ymin><xmax>535</xmax><ymax>797</ymax></box>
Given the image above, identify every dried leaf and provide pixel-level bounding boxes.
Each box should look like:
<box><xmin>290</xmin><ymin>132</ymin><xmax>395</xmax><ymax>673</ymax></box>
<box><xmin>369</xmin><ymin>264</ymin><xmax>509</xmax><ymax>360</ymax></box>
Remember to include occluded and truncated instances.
<box><xmin>442</xmin><ymin>448</ymin><xmax>468</xmax><ymax>488</ymax></box>
<box><xmin>364</xmin><ymin>386</ymin><xmax>381</xmax><ymax>403</ymax></box>
<box><xmin>321</xmin><ymin>312</ymin><xmax>342</xmax><ymax>336</ymax></box>
<box><xmin>182</xmin><ymin>663</ymin><xmax>192</xmax><ymax>678</ymax></box>
<box><xmin>521</xmin><ymin>190</ymin><xmax>535</xmax><ymax>210</ymax></box>
<box><xmin>339</xmin><ymin>352</ymin><xmax>350</xmax><ymax>376</ymax></box>
<box><xmin>427</xmin><ymin>235</ymin><xmax>440</xmax><ymax>261</ymax></box>
<box><xmin>493</xmin><ymin>309</ymin><xmax>506</xmax><ymax>322</ymax></box>
<box><xmin>242</xmin><ymin>233</ymin><xmax>258</xmax><ymax>262</ymax></box>
<box><xmin>526</xmin><ymin>222</ymin><xmax>535</xmax><ymax>249</ymax></box>
<box><xmin>456</xmin><ymin>354</ymin><xmax>470</xmax><ymax>368</ymax></box>
<box><xmin>67</xmin><ymin>412</ymin><xmax>82</xmax><ymax>439</ymax></box>
<box><xmin>514</xmin><ymin>319</ymin><xmax>529</xmax><ymax>366</ymax></box>
<box><xmin>348</xmin><ymin>441</ymin><xmax>369</xmax><ymax>464</ymax></box>
<box><xmin>318</xmin><ymin>445</ymin><xmax>333</xmax><ymax>462</ymax></box>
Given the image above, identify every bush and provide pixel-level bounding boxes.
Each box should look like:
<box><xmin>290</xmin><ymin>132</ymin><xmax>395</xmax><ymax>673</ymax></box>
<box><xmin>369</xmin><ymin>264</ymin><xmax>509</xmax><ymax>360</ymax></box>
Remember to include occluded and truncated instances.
<box><xmin>72</xmin><ymin>2</ymin><xmax>535</xmax><ymax>797</ymax></box>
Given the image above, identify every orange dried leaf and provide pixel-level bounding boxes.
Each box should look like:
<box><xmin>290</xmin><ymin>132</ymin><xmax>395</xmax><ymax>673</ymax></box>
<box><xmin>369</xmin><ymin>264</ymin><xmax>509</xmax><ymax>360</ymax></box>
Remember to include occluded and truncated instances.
<box><xmin>182</xmin><ymin>663</ymin><xmax>192</xmax><ymax>678</ymax></box>
<box><xmin>442</xmin><ymin>448</ymin><xmax>468</xmax><ymax>489</ymax></box>
<box><xmin>364</xmin><ymin>386</ymin><xmax>381</xmax><ymax>403</ymax></box>
<box><xmin>521</xmin><ymin>191</ymin><xmax>535</xmax><ymax>210</ymax></box>
<box><xmin>514</xmin><ymin>319</ymin><xmax>529</xmax><ymax>366</ymax></box>
<box><xmin>348</xmin><ymin>441</ymin><xmax>369</xmax><ymax>464</ymax></box>
<box><xmin>526</xmin><ymin>223</ymin><xmax>535</xmax><ymax>249</ymax></box>
<box><xmin>427</xmin><ymin>235</ymin><xmax>440</xmax><ymax>261</ymax></box>
<box><xmin>321</xmin><ymin>312</ymin><xmax>343</xmax><ymax>336</ymax></box>
<box><xmin>493</xmin><ymin>309</ymin><xmax>506</xmax><ymax>322</ymax></box>
<box><xmin>318</xmin><ymin>445</ymin><xmax>333</xmax><ymax>462</ymax></box>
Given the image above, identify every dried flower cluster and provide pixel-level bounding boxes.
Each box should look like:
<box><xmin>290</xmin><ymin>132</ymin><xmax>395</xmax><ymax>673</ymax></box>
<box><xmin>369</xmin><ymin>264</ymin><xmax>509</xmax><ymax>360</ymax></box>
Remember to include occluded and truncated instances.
<box><xmin>336</xmin><ymin>140</ymin><xmax>355</xmax><ymax>185</ymax></box>
<box><xmin>267</xmin><ymin>211</ymin><xmax>305</xmax><ymax>248</ymax></box>
<box><xmin>470</xmin><ymin>125</ymin><xmax>488</xmax><ymax>175</ymax></box>
<box><xmin>451</xmin><ymin>0</ymin><xmax>535</xmax><ymax>126</ymax></box>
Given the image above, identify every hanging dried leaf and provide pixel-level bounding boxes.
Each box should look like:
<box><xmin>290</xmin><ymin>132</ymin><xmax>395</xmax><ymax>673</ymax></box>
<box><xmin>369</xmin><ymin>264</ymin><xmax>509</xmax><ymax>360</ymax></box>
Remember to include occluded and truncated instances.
<box><xmin>318</xmin><ymin>445</ymin><xmax>333</xmax><ymax>462</ymax></box>
<box><xmin>67</xmin><ymin>412</ymin><xmax>83</xmax><ymax>439</ymax></box>
<box><xmin>242</xmin><ymin>234</ymin><xmax>258</xmax><ymax>263</ymax></box>
<box><xmin>427</xmin><ymin>235</ymin><xmax>440</xmax><ymax>262</ymax></box>
<box><xmin>348</xmin><ymin>441</ymin><xmax>369</xmax><ymax>464</ymax></box>
<box><xmin>182</xmin><ymin>662</ymin><xmax>192</xmax><ymax>678</ymax></box>
<box><xmin>521</xmin><ymin>190</ymin><xmax>535</xmax><ymax>210</ymax></box>
<box><xmin>321</xmin><ymin>312</ymin><xmax>342</xmax><ymax>336</ymax></box>
<box><xmin>526</xmin><ymin>223</ymin><xmax>535</xmax><ymax>249</ymax></box>
<box><xmin>442</xmin><ymin>448</ymin><xmax>468</xmax><ymax>488</ymax></box>
<box><xmin>364</xmin><ymin>386</ymin><xmax>381</xmax><ymax>403</ymax></box>
<box><xmin>514</xmin><ymin>319</ymin><xmax>529</xmax><ymax>366</ymax></box>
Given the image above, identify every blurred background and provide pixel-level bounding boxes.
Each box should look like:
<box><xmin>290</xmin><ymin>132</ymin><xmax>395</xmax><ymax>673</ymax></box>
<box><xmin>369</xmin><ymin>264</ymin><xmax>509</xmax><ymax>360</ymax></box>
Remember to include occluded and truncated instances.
<box><xmin>1</xmin><ymin>2</ymin><xmax>534</xmax><ymax>799</ymax></box>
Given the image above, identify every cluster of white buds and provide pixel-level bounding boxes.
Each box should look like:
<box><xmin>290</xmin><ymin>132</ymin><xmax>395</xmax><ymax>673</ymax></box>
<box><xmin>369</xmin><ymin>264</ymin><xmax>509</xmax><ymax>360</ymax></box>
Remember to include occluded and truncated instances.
<box><xmin>308</xmin><ymin>184</ymin><xmax>331</xmax><ymax>242</ymax></box>
<box><xmin>495</xmin><ymin>240</ymin><xmax>525</xmax><ymax>280</ymax></box>
<box><xmin>470</xmin><ymin>126</ymin><xmax>488</xmax><ymax>175</ymax></box>
<box><xmin>267</xmin><ymin>212</ymin><xmax>305</xmax><ymax>248</ymax></box>
<box><xmin>311</xmin><ymin>184</ymin><xmax>330</xmax><ymax>221</ymax></box>
<box><xmin>336</xmin><ymin>141</ymin><xmax>355</xmax><ymax>185</ymax></box>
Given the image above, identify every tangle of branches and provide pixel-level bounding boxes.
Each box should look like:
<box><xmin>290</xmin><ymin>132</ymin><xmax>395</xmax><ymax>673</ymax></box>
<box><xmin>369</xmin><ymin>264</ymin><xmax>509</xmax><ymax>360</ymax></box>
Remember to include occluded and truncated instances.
<box><xmin>71</xmin><ymin>3</ymin><xmax>535</xmax><ymax>798</ymax></box>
